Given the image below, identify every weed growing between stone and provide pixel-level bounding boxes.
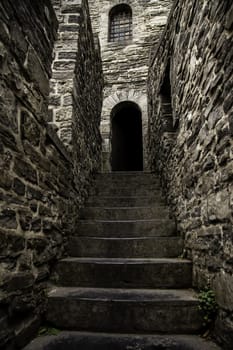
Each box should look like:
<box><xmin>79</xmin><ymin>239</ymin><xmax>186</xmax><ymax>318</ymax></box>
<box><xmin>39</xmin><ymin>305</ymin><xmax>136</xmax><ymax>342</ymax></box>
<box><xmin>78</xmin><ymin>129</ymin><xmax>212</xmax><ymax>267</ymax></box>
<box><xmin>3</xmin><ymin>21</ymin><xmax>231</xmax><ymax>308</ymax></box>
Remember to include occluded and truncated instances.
<box><xmin>198</xmin><ymin>288</ymin><xmax>218</xmax><ymax>329</ymax></box>
<box><xmin>38</xmin><ymin>327</ymin><xmax>61</xmax><ymax>337</ymax></box>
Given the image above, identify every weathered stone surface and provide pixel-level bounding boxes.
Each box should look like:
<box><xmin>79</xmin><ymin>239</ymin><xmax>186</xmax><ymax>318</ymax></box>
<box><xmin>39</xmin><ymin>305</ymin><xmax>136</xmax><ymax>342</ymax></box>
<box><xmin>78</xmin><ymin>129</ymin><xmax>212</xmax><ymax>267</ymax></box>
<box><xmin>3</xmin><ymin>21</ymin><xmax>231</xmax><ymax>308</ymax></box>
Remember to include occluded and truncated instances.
<box><xmin>4</xmin><ymin>272</ymin><xmax>34</xmax><ymax>293</ymax></box>
<box><xmin>46</xmin><ymin>171</ymin><xmax>208</xmax><ymax>349</ymax></box>
<box><xmin>67</xmin><ymin>236</ymin><xmax>184</xmax><ymax>259</ymax></box>
<box><xmin>15</xmin><ymin>315</ymin><xmax>40</xmax><ymax>349</ymax></box>
<box><xmin>0</xmin><ymin>0</ymin><xmax>103</xmax><ymax>348</ymax></box>
<box><xmin>55</xmin><ymin>257</ymin><xmax>192</xmax><ymax>288</ymax></box>
<box><xmin>13</xmin><ymin>159</ymin><xmax>38</xmax><ymax>185</ymax></box>
<box><xmin>215</xmin><ymin>311</ymin><xmax>233</xmax><ymax>350</ymax></box>
<box><xmin>13</xmin><ymin>178</ymin><xmax>26</xmax><ymax>196</ymax></box>
<box><xmin>23</xmin><ymin>332</ymin><xmax>222</xmax><ymax>350</ymax></box>
<box><xmin>47</xmin><ymin>287</ymin><xmax>202</xmax><ymax>333</ymax></box>
<box><xmin>0</xmin><ymin>210</ymin><xmax>17</xmax><ymax>229</ymax></box>
<box><xmin>49</xmin><ymin>0</ymin><xmax>103</xmax><ymax>152</ymax></box>
<box><xmin>148</xmin><ymin>1</ymin><xmax>233</xmax><ymax>347</ymax></box>
<box><xmin>87</xmin><ymin>0</ymin><xmax>172</xmax><ymax>170</ymax></box>
<box><xmin>21</xmin><ymin>111</ymin><xmax>41</xmax><ymax>147</ymax></box>
<box><xmin>213</xmin><ymin>272</ymin><xmax>233</xmax><ymax>312</ymax></box>
<box><xmin>0</xmin><ymin>230</ymin><xmax>25</xmax><ymax>258</ymax></box>
<box><xmin>49</xmin><ymin>0</ymin><xmax>171</xmax><ymax>168</ymax></box>
<box><xmin>1</xmin><ymin>0</ymin><xmax>231</xmax><ymax>348</ymax></box>
<box><xmin>76</xmin><ymin>219</ymin><xmax>176</xmax><ymax>237</ymax></box>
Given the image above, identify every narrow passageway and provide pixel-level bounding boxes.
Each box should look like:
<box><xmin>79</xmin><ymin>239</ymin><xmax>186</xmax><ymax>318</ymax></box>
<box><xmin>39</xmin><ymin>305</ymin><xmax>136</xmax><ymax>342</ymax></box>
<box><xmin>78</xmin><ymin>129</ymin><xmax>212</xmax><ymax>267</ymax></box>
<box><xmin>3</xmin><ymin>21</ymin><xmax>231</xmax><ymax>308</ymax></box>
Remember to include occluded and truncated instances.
<box><xmin>111</xmin><ymin>102</ymin><xmax>143</xmax><ymax>171</ymax></box>
<box><xmin>46</xmin><ymin>172</ymin><xmax>202</xmax><ymax>334</ymax></box>
<box><xmin>24</xmin><ymin>172</ymin><xmax>221</xmax><ymax>350</ymax></box>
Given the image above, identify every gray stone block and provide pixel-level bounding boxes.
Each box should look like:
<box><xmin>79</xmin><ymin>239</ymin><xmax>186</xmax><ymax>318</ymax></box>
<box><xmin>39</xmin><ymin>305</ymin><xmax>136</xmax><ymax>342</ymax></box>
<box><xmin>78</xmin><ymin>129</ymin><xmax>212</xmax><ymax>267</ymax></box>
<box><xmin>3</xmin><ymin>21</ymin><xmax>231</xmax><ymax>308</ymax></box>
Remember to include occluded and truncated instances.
<box><xmin>23</xmin><ymin>332</ymin><xmax>222</xmax><ymax>350</ymax></box>
<box><xmin>67</xmin><ymin>236</ymin><xmax>184</xmax><ymax>258</ymax></box>
<box><xmin>47</xmin><ymin>287</ymin><xmax>202</xmax><ymax>333</ymax></box>
<box><xmin>55</xmin><ymin>257</ymin><xmax>192</xmax><ymax>288</ymax></box>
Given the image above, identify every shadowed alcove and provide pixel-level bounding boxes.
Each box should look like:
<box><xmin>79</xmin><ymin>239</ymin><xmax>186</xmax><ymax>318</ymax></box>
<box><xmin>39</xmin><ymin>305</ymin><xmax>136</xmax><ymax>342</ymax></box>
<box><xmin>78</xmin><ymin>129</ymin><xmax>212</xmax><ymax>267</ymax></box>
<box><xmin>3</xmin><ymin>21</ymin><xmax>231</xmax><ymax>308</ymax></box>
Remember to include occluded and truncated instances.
<box><xmin>111</xmin><ymin>101</ymin><xmax>143</xmax><ymax>171</ymax></box>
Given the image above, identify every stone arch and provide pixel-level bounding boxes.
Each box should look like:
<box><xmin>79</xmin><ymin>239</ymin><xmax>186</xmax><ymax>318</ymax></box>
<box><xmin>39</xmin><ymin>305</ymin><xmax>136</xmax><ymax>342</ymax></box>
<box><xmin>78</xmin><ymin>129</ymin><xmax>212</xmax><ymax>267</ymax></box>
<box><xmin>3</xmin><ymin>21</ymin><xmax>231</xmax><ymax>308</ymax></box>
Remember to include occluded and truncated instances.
<box><xmin>100</xmin><ymin>89</ymin><xmax>148</xmax><ymax>171</ymax></box>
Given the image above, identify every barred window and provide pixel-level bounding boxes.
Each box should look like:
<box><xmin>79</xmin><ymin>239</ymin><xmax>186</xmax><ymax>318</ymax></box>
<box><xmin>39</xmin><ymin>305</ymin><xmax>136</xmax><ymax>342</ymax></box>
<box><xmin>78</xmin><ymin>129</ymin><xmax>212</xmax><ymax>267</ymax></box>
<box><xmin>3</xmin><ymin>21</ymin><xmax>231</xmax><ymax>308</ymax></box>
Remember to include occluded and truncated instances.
<box><xmin>109</xmin><ymin>4</ymin><xmax>132</xmax><ymax>43</ymax></box>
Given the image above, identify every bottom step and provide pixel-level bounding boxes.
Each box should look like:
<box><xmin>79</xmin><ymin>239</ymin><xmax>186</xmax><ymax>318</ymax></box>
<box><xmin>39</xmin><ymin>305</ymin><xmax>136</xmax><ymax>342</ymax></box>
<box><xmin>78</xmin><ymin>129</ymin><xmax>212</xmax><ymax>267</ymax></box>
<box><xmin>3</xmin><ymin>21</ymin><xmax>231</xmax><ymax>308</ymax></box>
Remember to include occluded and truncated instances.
<box><xmin>46</xmin><ymin>287</ymin><xmax>202</xmax><ymax>334</ymax></box>
<box><xmin>24</xmin><ymin>331</ymin><xmax>221</xmax><ymax>350</ymax></box>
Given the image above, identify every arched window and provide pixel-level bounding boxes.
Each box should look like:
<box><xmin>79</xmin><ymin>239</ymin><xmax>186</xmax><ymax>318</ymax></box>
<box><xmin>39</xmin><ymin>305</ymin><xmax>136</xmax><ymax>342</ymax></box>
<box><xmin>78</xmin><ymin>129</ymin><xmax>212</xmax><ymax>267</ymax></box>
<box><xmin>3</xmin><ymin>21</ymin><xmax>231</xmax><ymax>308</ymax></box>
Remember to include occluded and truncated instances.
<box><xmin>109</xmin><ymin>4</ymin><xmax>132</xmax><ymax>43</ymax></box>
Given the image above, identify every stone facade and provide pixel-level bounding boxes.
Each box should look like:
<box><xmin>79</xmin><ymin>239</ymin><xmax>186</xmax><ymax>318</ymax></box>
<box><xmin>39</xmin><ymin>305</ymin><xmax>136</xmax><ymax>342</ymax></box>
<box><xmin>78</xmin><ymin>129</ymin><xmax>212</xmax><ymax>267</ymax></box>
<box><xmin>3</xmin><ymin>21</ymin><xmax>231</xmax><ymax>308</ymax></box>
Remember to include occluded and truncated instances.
<box><xmin>147</xmin><ymin>1</ymin><xmax>233</xmax><ymax>348</ymax></box>
<box><xmin>57</xmin><ymin>0</ymin><xmax>170</xmax><ymax>170</ymax></box>
<box><xmin>48</xmin><ymin>0</ymin><xmax>82</xmax><ymax>147</ymax></box>
<box><xmin>72</xmin><ymin>0</ymin><xmax>104</xmax><ymax>198</ymax></box>
<box><xmin>0</xmin><ymin>0</ymin><xmax>103</xmax><ymax>348</ymax></box>
<box><xmin>49</xmin><ymin>0</ymin><xmax>103</xmax><ymax>150</ymax></box>
<box><xmin>88</xmin><ymin>0</ymin><xmax>172</xmax><ymax>170</ymax></box>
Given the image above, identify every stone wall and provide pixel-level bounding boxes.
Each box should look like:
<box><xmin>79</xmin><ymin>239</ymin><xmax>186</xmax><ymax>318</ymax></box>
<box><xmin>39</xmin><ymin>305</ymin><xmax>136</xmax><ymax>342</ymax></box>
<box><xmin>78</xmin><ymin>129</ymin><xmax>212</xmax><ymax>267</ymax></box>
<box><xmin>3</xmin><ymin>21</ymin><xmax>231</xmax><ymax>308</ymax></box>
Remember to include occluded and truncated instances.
<box><xmin>0</xmin><ymin>0</ymin><xmax>103</xmax><ymax>348</ymax></box>
<box><xmin>72</xmin><ymin>0</ymin><xmax>104</xmax><ymax>194</ymax></box>
<box><xmin>49</xmin><ymin>0</ymin><xmax>103</xmax><ymax>150</ymax></box>
<box><xmin>147</xmin><ymin>1</ymin><xmax>233</xmax><ymax>348</ymax></box>
<box><xmin>88</xmin><ymin>0</ymin><xmax>172</xmax><ymax>170</ymax></box>
<box><xmin>49</xmin><ymin>0</ymin><xmax>82</xmax><ymax>147</ymax></box>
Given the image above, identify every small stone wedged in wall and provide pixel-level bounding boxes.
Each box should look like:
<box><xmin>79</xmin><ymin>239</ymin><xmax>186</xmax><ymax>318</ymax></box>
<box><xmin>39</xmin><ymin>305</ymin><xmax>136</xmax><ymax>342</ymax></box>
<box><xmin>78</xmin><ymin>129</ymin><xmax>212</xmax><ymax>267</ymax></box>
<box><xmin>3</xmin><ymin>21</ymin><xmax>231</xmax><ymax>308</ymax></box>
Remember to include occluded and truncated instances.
<box><xmin>148</xmin><ymin>1</ymin><xmax>233</xmax><ymax>348</ymax></box>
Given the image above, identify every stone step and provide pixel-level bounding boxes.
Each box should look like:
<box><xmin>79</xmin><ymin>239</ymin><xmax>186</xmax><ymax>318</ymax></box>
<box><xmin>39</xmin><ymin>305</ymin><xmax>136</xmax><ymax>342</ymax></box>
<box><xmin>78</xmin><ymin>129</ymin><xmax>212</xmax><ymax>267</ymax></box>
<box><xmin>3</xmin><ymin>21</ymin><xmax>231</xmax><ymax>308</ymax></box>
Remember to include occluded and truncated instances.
<box><xmin>89</xmin><ymin>186</ymin><xmax>161</xmax><ymax>197</ymax></box>
<box><xmin>79</xmin><ymin>206</ymin><xmax>170</xmax><ymax>220</ymax></box>
<box><xmin>94</xmin><ymin>172</ymin><xmax>160</xmax><ymax>185</ymax></box>
<box><xmin>67</xmin><ymin>236</ymin><xmax>184</xmax><ymax>258</ymax></box>
<box><xmin>86</xmin><ymin>195</ymin><xmax>165</xmax><ymax>207</ymax></box>
<box><xmin>46</xmin><ymin>287</ymin><xmax>202</xmax><ymax>333</ymax></box>
<box><xmin>23</xmin><ymin>331</ymin><xmax>222</xmax><ymax>350</ymax></box>
<box><xmin>76</xmin><ymin>219</ymin><xmax>176</xmax><ymax>237</ymax></box>
<box><xmin>55</xmin><ymin>258</ymin><xmax>192</xmax><ymax>288</ymax></box>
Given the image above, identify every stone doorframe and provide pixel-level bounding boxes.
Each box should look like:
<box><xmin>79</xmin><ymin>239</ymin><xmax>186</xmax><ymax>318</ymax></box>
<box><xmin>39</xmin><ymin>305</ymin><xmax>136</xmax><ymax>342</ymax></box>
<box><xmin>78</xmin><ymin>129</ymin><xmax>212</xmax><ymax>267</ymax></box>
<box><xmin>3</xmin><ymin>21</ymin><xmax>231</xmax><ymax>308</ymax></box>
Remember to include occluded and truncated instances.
<box><xmin>100</xmin><ymin>89</ymin><xmax>148</xmax><ymax>172</ymax></box>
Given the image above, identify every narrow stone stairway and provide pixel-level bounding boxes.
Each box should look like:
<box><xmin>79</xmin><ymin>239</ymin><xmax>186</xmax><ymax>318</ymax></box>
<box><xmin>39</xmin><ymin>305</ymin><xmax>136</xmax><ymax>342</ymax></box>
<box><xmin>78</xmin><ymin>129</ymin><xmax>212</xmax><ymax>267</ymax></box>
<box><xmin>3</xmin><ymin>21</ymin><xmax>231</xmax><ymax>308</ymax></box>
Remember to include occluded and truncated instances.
<box><xmin>46</xmin><ymin>172</ymin><xmax>202</xmax><ymax>337</ymax></box>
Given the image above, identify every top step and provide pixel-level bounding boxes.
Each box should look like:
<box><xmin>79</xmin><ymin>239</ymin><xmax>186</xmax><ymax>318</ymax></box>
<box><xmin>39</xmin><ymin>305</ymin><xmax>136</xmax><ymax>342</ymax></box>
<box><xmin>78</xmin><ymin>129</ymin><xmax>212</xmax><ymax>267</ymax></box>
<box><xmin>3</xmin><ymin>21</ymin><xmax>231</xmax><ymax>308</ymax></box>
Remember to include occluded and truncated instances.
<box><xmin>97</xmin><ymin>172</ymin><xmax>154</xmax><ymax>175</ymax></box>
<box><xmin>94</xmin><ymin>172</ymin><xmax>160</xmax><ymax>184</ymax></box>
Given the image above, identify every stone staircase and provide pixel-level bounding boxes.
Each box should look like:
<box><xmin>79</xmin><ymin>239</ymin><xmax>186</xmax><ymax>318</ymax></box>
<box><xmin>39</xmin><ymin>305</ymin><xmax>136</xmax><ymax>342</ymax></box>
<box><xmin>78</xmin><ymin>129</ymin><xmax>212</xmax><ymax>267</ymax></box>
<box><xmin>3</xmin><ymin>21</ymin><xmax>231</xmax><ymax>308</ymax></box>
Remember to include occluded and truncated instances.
<box><xmin>46</xmin><ymin>172</ymin><xmax>202</xmax><ymax>335</ymax></box>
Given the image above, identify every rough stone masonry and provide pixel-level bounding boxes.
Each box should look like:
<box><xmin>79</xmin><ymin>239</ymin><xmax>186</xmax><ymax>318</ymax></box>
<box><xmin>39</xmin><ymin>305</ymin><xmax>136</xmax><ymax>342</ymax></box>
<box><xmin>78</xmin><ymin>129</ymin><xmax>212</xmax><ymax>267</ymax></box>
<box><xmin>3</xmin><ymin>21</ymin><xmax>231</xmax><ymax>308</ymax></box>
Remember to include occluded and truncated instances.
<box><xmin>50</xmin><ymin>0</ymin><xmax>172</xmax><ymax>170</ymax></box>
<box><xmin>0</xmin><ymin>0</ymin><xmax>232</xmax><ymax>349</ymax></box>
<box><xmin>88</xmin><ymin>0</ymin><xmax>172</xmax><ymax>170</ymax></box>
<box><xmin>0</xmin><ymin>0</ymin><xmax>103</xmax><ymax>348</ymax></box>
<box><xmin>148</xmin><ymin>1</ymin><xmax>233</xmax><ymax>348</ymax></box>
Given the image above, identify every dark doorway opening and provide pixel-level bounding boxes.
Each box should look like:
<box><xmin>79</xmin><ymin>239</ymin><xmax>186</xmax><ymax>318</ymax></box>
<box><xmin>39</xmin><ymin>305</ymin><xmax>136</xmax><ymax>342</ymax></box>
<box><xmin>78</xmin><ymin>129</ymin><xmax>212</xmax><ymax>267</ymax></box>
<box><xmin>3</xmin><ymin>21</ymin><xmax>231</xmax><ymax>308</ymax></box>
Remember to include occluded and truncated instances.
<box><xmin>111</xmin><ymin>101</ymin><xmax>143</xmax><ymax>171</ymax></box>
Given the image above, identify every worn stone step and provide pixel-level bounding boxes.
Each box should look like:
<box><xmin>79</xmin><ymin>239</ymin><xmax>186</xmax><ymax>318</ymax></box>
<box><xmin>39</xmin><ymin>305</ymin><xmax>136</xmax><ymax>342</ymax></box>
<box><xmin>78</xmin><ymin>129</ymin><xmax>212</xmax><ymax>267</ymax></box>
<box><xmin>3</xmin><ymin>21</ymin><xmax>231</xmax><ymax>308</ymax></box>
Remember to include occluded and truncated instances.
<box><xmin>94</xmin><ymin>172</ymin><xmax>159</xmax><ymax>186</ymax></box>
<box><xmin>89</xmin><ymin>186</ymin><xmax>161</xmax><ymax>197</ymax></box>
<box><xmin>96</xmin><ymin>171</ymin><xmax>154</xmax><ymax>175</ymax></box>
<box><xmin>67</xmin><ymin>236</ymin><xmax>184</xmax><ymax>258</ymax></box>
<box><xmin>86</xmin><ymin>195</ymin><xmax>165</xmax><ymax>207</ymax></box>
<box><xmin>79</xmin><ymin>206</ymin><xmax>170</xmax><ymax>220</ymax></box>
<box><xmin>55</xmin><ymin>258</ymin><xmax>192</xmax><ymax>288</ymax></box>
<box><xmin>76</xmin><ymin>219</ymin><xmax>176</xmax><ymax>237</ymax></box>
<box><xmin>46</xmin><ymin>287</ymin><xmax>202</xmax><ymax>333</ymax></box>
<box><xmin>23</xmin><ymin>331</ymin><xmax>222</xmax><ymax>350</ymax></box>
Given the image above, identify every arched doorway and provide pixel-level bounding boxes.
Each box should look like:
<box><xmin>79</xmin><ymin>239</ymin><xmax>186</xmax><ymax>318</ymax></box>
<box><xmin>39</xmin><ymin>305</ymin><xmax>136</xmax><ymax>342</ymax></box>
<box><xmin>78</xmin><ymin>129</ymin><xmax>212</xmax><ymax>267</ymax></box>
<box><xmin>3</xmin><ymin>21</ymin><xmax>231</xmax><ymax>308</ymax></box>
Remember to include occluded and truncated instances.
<box><xmin>111</xmin><ymin>101</ymin><xmax>143</xmax><ymax>171</ymax></box>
